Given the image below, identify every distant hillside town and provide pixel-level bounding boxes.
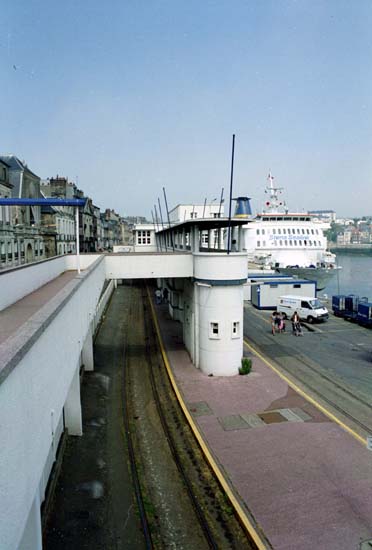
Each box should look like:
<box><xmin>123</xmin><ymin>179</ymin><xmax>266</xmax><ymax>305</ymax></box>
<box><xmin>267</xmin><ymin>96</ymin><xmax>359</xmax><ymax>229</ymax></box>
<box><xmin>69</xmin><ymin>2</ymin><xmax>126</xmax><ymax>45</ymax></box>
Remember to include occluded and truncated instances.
<box><xmin>0</xmin><ymin>155</ymin><xmax>144</xmax><ymax>269</ymax></box>
<box><xmin>309</xmin><ymin>210</ymin><xmax>372</xmax><ymax>247</ymax></box>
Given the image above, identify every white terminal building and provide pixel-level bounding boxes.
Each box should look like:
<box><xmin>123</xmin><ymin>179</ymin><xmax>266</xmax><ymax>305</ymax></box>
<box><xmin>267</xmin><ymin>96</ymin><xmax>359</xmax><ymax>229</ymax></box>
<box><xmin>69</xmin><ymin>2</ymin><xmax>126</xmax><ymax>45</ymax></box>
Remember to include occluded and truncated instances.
<box><xmin>0</xmin><ymin>202</ymin><xmax>249</xmax><ymax>550</ymax></box>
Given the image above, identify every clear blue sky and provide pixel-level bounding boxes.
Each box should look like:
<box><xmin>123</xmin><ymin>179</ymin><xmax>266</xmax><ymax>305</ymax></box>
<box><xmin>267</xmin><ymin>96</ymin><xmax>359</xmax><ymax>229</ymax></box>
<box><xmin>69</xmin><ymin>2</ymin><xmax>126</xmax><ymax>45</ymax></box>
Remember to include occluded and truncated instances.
<box><xmin>2</xmin><ymin>0</ymin><xmax>372</xmax><ymax>218</ymax></box>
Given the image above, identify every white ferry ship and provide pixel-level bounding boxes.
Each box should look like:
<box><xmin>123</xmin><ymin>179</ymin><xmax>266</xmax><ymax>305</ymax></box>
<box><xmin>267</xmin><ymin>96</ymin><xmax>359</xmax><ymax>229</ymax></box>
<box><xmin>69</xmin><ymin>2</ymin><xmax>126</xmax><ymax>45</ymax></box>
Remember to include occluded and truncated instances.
<box><xmin>240</xmin><ymin>174</ymin><xmax>339</xmax><ymax>291</ymax></box>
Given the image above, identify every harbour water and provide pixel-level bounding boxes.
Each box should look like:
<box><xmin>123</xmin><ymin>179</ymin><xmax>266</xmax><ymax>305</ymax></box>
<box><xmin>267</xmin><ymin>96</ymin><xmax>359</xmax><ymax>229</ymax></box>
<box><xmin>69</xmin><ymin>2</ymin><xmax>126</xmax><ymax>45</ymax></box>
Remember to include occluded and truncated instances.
<box><xmin>323</xmin><ymin>253</ymin><xmax>372</xmax><ymax>299</ymax></box>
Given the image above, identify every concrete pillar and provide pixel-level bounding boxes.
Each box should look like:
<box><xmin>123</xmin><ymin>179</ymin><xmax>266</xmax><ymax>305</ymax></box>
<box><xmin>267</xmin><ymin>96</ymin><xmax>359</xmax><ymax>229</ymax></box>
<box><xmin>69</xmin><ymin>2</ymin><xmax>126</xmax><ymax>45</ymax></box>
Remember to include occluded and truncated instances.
<box><xmin>5</xmin><ymin>241</ymin><xmax>9</xmax><ymax>266</ymax></box>
<box><xmin>193</xmin><ymin>284</ymin><xmax>199</xmax><ymax>368</ymax></box>
<box><xmin>81</xmin><ymin>325</ymin><xmax>94</xmax><ymax>371</ymax></box>
<box><xmin>18</xmin><ymin>493</ymin><xmax>42</xmax><ymax>550</ymax></box>
<box><xmin>238</xmin><ymin>226</ymin><xmax>244</xmax><ymax>252</ymax></box>
<box><xmin>193</xmin><ymin>226</ymin><xmax>200</xmax><ymax>252</ymax></box>
<box><xmin>17</xmin><ymin>238</ymin><xmax>21</xmax><ymax>265</ymax></box>
<box><xmin>64</xmin><ymin>366</ymin><xmax>83</xmax><ymax>436</ymax></box>
<box><xmin>11</xmin><ymin>239</ymin><xmax>15</xmax><ymax>266</ymax></box>
<box><xmin>218</xmin><ymin>228</ymin><xmax>224</xmax><ymax>249</ymax></box>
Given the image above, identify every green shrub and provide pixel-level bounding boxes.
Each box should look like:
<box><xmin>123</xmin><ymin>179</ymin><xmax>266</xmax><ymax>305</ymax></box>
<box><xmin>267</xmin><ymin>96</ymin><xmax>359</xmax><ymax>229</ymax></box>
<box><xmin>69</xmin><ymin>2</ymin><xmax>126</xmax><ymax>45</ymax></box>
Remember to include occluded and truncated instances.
<box><xmin>239</xmin><ymin>357</ymin><xmax>252</xmax><ymax>375</ymax></box>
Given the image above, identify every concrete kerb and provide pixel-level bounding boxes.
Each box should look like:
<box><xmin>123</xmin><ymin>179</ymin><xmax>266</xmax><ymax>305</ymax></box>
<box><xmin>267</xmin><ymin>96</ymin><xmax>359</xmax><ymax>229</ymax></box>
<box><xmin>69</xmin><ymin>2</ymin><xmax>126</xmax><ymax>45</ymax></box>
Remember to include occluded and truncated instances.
<box><xmin>0</xmin><ymin>256</ymin><xmax>105</xmax><ymax>386</ymax></box>
<box><xmin>146</xmin><ymin>286</ymin><xmax>271</xmax><ymax>550</ymax></box>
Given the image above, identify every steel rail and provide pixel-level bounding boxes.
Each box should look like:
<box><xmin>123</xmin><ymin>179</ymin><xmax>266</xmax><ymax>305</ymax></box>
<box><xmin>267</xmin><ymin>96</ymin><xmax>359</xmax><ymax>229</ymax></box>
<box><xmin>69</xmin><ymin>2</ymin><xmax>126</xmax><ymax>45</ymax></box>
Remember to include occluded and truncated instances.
<box><xmin>141</xmin><ymin>285</ymin><xmax>219</xmax><ymax>549</ymax></box>
<box><xmin>243</xmin><ymin>311</ymin><xmax>372</xmax><ymax>435</ymax></box>
<box><xmin>244</xmin><ymin>334</ymin><xmax>372</xmax><ymax>438</ymax></box>
<box><xmin>122</xmin><ymin>284</ymin><xmax>153</xmax><ymax>549</ymax></box>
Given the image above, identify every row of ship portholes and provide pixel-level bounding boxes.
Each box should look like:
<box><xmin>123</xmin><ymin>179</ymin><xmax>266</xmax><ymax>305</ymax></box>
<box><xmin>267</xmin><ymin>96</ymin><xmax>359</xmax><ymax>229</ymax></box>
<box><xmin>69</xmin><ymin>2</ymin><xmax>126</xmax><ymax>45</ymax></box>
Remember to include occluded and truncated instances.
<box><xmin>256</xmin><ymin>239</ymin><xmax>322</xmax><ymax>248</ymax></box>
<box><xmin>256</xmin><ymin>227</ymin><xmax>320</xmax><ymax>236</ymax></box>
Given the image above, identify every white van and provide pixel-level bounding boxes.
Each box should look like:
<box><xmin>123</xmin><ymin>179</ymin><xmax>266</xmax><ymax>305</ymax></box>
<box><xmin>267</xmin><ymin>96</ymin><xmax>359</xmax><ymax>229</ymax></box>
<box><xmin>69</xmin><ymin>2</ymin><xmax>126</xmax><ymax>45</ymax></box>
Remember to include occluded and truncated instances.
<box><xmin>277</xmin><ymin>295</ymin><xmax>329</xmax><ymax>323</ymax></box>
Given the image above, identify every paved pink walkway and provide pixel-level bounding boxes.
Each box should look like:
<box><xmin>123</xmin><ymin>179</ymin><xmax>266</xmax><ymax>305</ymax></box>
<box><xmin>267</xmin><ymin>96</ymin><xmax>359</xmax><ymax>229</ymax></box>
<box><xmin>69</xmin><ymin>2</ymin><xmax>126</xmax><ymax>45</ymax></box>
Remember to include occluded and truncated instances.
<box><xmin>0</xmin><ymin>271</ymin><xmax>77</xmax><ymax>345</ymax></box>
<box><xmin>155</xmin><ymin>304</ymin><xmax>372</xmax><ymax>550</ymax></box>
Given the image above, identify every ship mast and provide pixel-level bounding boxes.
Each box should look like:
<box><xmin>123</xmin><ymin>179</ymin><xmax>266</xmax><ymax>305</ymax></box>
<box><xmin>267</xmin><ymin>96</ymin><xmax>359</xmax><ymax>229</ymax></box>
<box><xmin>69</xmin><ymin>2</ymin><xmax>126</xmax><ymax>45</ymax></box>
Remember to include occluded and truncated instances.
<box><xmin>264</xmin><ymin>172</ymin><xmax>285</xmax><ymax>213</ymax></box>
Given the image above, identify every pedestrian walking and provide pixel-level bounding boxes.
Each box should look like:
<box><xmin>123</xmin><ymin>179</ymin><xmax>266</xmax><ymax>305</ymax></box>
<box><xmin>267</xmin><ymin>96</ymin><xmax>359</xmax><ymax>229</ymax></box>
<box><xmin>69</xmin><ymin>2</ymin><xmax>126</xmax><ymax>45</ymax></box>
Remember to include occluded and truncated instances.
<box><xmin>278</xmin><ymin>312</ymin><xmax>286</xmax><ymax>333</ymax></box>
<box><xmin>163</xmin><ymin>287</ymin><xmax>169</xmax><ymax>303</ymax></box>
<box><xmin>271</xmin><ymin>311</ymin><xmax>277</xmax><ymax>335</ymax></box>
<box><xmin>291</xmin><ymin>311</ymin><xmax>302</xmax><ymax>336</ymax></box>
<box><xmin>155</xmin><ymin>288</ymin><xmax>162</xmax><ymax>304</ymax></box>
<box><xmin>275</xmin><ymin>311</ymin><xmax>281</xmax><ymax>333</ymax></box>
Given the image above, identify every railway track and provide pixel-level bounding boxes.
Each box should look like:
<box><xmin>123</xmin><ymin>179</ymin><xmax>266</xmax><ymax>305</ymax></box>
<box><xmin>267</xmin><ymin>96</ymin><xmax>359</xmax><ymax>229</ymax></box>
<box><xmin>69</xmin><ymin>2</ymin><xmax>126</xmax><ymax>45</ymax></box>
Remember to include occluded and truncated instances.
<box><xmin>124</xmin><ymin>281</ymin><xmax>256</xmax><ymax>549</ymax></box>
<box><xmin>243</xmin><ymin>320</ymin><xmax>372</xmax><ymax>440</ymax></box>
<box><xmin>246</xmin><ymin>335</ymin><xmax>372</xmax><ymax>436</ymax></box>
<box><xmin>244</xmin><ymin>303</ymin><xmax>372</xmax><ymax>437</ymax></box>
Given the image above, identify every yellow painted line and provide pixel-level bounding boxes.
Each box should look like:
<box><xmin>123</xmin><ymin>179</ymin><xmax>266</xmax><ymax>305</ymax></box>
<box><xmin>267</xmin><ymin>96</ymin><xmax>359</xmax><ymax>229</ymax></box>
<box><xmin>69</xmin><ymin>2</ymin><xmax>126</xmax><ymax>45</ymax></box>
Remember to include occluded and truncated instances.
<box><xmin>147</xmin><ymin>288</ymin><xmax>270</xmax><ymax>550</ymax></box>
<box><xmin>245</xmin><ymin>307</ymin><xmax>272</xmax><ymax>327</ymax></box>
<box><xmin>244</xmin><ymin>338</ymin><xmax>367</xmax><ymax>446</ymax></box>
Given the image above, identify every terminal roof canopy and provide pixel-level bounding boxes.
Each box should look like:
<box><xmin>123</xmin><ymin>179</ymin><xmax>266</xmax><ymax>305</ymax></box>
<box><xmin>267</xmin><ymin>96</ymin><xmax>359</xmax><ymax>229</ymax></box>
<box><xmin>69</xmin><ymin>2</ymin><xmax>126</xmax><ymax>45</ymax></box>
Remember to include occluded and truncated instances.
<box><xmin>155</xmin><ymin>217</ymin><xmax>250</xmax><ymax>234</ymax></box>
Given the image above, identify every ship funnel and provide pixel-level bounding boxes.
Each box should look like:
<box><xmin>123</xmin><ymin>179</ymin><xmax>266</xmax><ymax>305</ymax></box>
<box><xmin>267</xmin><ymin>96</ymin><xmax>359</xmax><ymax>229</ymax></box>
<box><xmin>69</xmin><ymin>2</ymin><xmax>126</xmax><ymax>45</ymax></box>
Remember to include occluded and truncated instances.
<box><xmin>233</xmin><ymin>196</ymin><xmax>252</xmax><ymax>218</ymax></box>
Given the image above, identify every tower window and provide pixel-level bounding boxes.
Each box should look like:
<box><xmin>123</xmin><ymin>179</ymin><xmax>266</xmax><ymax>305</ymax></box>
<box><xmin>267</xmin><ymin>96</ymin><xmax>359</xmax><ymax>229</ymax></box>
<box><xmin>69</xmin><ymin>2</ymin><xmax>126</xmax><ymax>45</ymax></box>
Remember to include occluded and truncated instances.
<box><xmin>209</xmin><ymin>321</ymin><xmax>220</xmax><ymax>339</ymax></box>
<box><xmin>231</xmin><ymin>321</ymin><xmax>240</xmax><ymax>338</ymax></box>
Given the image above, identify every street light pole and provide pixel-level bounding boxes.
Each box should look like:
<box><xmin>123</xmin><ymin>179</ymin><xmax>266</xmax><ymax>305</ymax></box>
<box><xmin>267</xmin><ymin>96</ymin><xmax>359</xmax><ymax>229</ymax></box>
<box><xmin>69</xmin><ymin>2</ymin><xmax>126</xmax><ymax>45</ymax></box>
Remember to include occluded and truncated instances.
<box><xmin>75</xmin><ymin>206</ymin><xmax>80</xmax><ymax>274</ymax></box>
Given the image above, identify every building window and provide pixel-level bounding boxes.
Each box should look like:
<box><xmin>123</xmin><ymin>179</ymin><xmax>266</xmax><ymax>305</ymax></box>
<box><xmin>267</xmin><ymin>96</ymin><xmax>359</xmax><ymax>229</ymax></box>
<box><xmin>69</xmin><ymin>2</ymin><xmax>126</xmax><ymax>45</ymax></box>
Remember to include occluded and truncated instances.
<box><xmin>279</xmin><ymin>240</ymin><xmax>283</xmax><ymax>246</ymax></box>
<box><xmin>270</xmin><ymin>283</ymin><xmax>278</xmax><ymax>288</ymax></box>
<box><xmin>278</xmin><ymin>228</ymin><xmax>281</xmax><ymax>234</ymax></box>
<box><xmin>257</xmin><ymin>240</ymin><xmax>261</xmax><ymax>247</ymax></box>
<box><xmin>262</xmin><ymin>229</ymin><xmax>265</xmax><ymax>235</ymax></box>
<box><xmin>256</xmin><ymin>229</ymin><xmax>260</xmax><ymax>235</ymax></box>
<box><xmin>289</xmin><ymin>240</ymin><xmax>293</xmax><ymax>246</ymax></box>
<box><xmin>209</xmin><ymin>321</ymin><xmax>220</xmax><ymax>339</ymax></box>
<box><xmin>293</xmin><ymin>284</ymin><xmax>302</xmax><ymax>288</ymax></box>
<box><xmin>283</xmin><ymin>228</ymin><xmax>286</xmax><ymax>234</ymax></box>
<box><xmin>231</xmin><ymin>321</ymin><xmax>240</xmax><ymax>338</ymax></box>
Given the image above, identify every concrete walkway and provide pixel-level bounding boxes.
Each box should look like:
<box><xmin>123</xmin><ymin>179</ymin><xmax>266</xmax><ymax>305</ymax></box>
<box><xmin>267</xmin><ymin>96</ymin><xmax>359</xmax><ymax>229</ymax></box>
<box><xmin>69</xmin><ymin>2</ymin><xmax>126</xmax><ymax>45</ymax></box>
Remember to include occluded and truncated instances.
<box><xmin>0</xmin><ymin>271</ymin><xmax>77</xmax><ymax>345</ymax></box>
<box><xmin>154</xmin><ymin>303</ymin><xmax>372</xmax><ymax>550</ymax></box>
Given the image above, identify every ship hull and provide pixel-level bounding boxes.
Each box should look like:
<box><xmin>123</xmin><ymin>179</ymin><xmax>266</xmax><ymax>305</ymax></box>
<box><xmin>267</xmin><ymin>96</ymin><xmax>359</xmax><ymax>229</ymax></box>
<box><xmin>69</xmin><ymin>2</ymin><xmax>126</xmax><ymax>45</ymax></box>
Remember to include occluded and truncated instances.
<box><xmin>276</xmin><ymin>266</ymin><xmax>339</xmax><ymax>291</ymax></box>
